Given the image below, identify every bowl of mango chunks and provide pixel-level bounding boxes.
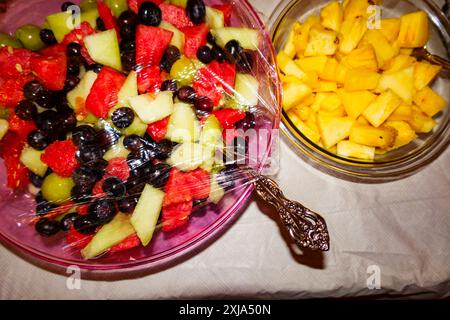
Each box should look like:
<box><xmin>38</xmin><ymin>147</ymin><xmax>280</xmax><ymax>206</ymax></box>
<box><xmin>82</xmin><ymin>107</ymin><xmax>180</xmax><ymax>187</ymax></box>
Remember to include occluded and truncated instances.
<box><xmin>269</xmin><ymin>0</ymin><xmax>450</xmax><ymax>181</ymax></box>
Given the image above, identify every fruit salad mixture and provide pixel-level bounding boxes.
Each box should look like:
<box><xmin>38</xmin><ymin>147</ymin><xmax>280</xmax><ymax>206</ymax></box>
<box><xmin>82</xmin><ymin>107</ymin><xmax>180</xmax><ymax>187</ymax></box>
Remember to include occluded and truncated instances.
<box><xmin>0</xmin><ymin>0</ymin><xmax>261</xmax><ymax>259</ymax></box>
<box><xmin>279</xmin><ymin>0</ymin><xmax>448</xmax><ymax>161</ymax></box>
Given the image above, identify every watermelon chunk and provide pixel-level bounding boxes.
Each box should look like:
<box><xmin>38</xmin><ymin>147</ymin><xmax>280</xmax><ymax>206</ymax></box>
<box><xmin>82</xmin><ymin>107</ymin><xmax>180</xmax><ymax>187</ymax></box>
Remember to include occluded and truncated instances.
<box><xmin>146</xmin><ymin>116</ymin><xmax>169</xmax><ymax>142</ymax></box>
<box><xmin>85</xmin><ymin>67</ymin><xmax>126</xmax><ymax>118</ymax></box>
<box><xmin>0</xmin><ymin>74</ymin><xmax>34</xmax><ymax>109</ymax></box>
<box><xmin>137</xmin><ymin>65</ymin><xmax>162</xmax><ymax>94</ymax></box>
<box><xmin>136</xmin><ymin>25</ymin><xmax>173</xmax><ymax>67</ymax></box>
<box><xmin>8</xmin><ymin>114</ymin><xmax>36</xmax><ymax>140</ymax></box>
<box><xmin>160</xmin><ymin>3</ymin><xmax>193</xmax><ymax>29</ymax></box>
<box><xmin>30</xmin><ymin>54</ymin><xmax>67</xmax><ymax>91</ymax></box>
<box><xmin>183</xmin><ymin>168</ymin><xmax>210</xmax><ymax>200</ymax></box>
<box><xmin>180</xmin><ymin>23</ymin><xmax>209</xmax><ymax>59</ymax></box>
<box><xmin>0</xmin><ymin>47</ymin><xmax>34</xmax><ymax>79</ymax></box>
<box><xmin>39</xmin><ymin>43</ymin><xmax>66</xmax><ymax>57</ymax></box>
<box><xmin>61</xmin><ymin>21</ymin><xmax>97</xmax><ymax>64</ymax></box>
<box><xmin>109</xmin><ymin>234</ymin><xmax>141</xmax><ymax>253</ymax></box>
<box><xmin>162</xmin><ymin>201</ymin><xmax>193</xmax><ymax>232</ymax></box>
<box><xmin>213</xmin><ymin>4</ymin><xmax>232</xmax><ymax>25</ymax></box>
<box><xmin>1</xmin><ymin>132</ymin><xmax>29</xmax><ymax>189</ymax></box>
<box><xmin>212</xmin><ymin>109</ymin><xmax>246</xmax><ymax>129</ymax></box>
<box><xmin>97</xmin><ymin>1</ymin><xmax>120</xmax><ymax>36</ymax></box>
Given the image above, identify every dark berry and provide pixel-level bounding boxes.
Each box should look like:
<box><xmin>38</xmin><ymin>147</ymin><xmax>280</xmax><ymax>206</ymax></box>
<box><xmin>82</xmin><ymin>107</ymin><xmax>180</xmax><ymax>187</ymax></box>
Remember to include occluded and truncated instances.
<box><xmin>194</xmin><ymin>96</ymin><xmax>213</xmax><ymax>112</ymax></box>
<box><xmin>71</xmin><ymin>184</ymin><xmax>92</xmax><ymax>203</ymax></box>
<box><xmin>186</xmin><ymin>0</ymin><xmax>206</xmax><ymax>25</ymax></box>
<box><xmin>123</xmin><ymin>134</ymin><xmax>144</xmax><ymax>152</ymax></box>
<box><xmin>147</xmin><ymin>163</ymin><xmax>171</xmax><ymax>188</ymax></box>
<box><xmin>120</xmin><ymin>39</ymin><xmax>136</xmax><ymax>53</ymax></box>
<box><xmin>67</xmin><ymin>60</ymin><xmax>80</xmax><ymax>76</ymax></box>
<box><xmin>85</xmin><ymin>158</ymin><xmax>108</xmax><ymax>172</ymax></box>
<box><xmin>72</xmin><ymin>125</ymin><xmax>98</xmax><ymax>147</ymax></box>
<box><xmin>117</xmin><ymin>196</ymin><xmax>138</xmax><ymax>213</ymax></box>
<box><xmin>102</xmin><ymin>177</ymin><xmax>126</xmax><ymax>197</ymax></box>
<box><xmin>126</xmin><ymin>178</ymin><xmax>146</xmax><ymax>195</ymax></box>
<box><xmin>196</xmin><ymin>45</ymin><xmax>212</xmax><ymax>64</ymax></box>
<box><xmin>112</xmin><ymin>107</ymin><xmax>135</xmax><ymax>128</ymax></box>
<box><xmin>211</xmin><ymin>45</ymin><xmax>226</xmax><ymax>62</ymax></box>
<box><xmin>72</xmin><ymin>166</ymin><xmax>99</xmax><ymax>187</ymax></box>
<box><xmin>88</xmin><ymin>199</ymin><xmax>118</xmax><ymax>224</ymax></box>
<box><xmin>96</xmin><ymin>17</ymin><xmax>106</xmax><ymax>31</ymax></box>
<box><xmin>61</xmin><ymin>1</ymin><xmax>75</xmax><ymax>12</ymax></box>
<box><xmin>36</xmin><ymin>200</ymin><xmax>57</xmax><ymax>215</ymax></box>
<box><xmin>15</xmin><ymin>100</ymin><xmax>37</xmax><ymax>120</ymax></box>
<box><xmin>73</xmin><ymin>214</ymin><xmax>100</xmax><ymax>235</ymax></box>
<box><xmin>28</xmin><ymin>130</ymin><xmax>51</xmax><ymax>150</ymax></box>
<box><xmin>206</xmin><ymin>32</ymin><xmax>216</xmax><ymax>45</ymax></box>
<box><xmin>64</xmin><ymin>76</ymin><xmax>80</xmax><ymax>91</ymax></box>
<box><xmin>193</xmin><ymin>198</ymin><xmax>208</xmax><ymax>207</ymax></box>
<box><xmin>225</xmin><ymin>39</ymin><xmax>242</xmax><ymax>62</ymax></box>
<box><xmin>59</xmin><ymin>212</ymin><xmax>79</xmax><ymax>232</ymax></box>
<box><xmin>177</xmin><ymin>86</ymin><xmax>196</xmax><ymax>103</ymax></box>
<box><xmin>39</xmin><ymin>28</ymin><xmax>57</xmax><ymax>45</ymax></box>
<box><xmin>165</xmin><ymin>45</ymin><xmax>181</xmax><ymax>66</ymax></box>
<box><xmin>87</xmin><ymin>63</ymin><xmax>103</xmax><ymax>73</ymax></box>
<box><xmin>23</xmin><ymin>80</ymin><xmax>44</xmax><ymax>101</ymax></box>
<box><xmin>154</xmin><ymin>140</ymin><xmax>174</xmax><ymax>160</ymax></box>
<box><xmin>35</xmin><ymin>110</ymin><xmax>61</xmax><ymax>135</ymax></box>
<box><xmin>216</xmin><ymin>166</ymin><xmax>238</xmax><ymax>191</ymax></box>
<box><xmin>77</xmin><ymin>145</ymin><xmax>104</xmax><ymax>164</ymax></box>
<box><xmin>120</xmin><ymin>24</ymin><xmax>136</xmax><ymax>40</ymax></box>
<box><xmin>29</xmin><ymin>172</ymin><xmax>44</xmax><ymax>188</ymax></box>
<box><xmin>138</xmin><ymin>1</ymin><xmax>162</xmax><ymax>26</ymax></box>
<box><xmin>35</xmin><ymin>89</ymin><xmax>55</xmax><ymax>109</ymax></box>
<box><xmin>235</xmin><ymin>112</ymin><xmax>256</xmax><ymax>131</ymax></box>
<box><xmin>61</xmin><ymin>112</ymin><xmax>77</xmax><ymax>133</ymax></box>
<box><xmin>161</xmin><ymin>80</ymin><xmax>177</xmax><ymax>93</ymax></box>
<box><xmin>97</xmin><ymin>126</ymin><xmax>120</xmax><ymax>150</ymax></box>
<box><xmin>118</xmin><ymin>10</ymin><xmax>139</xmax><ymax>29</ymax></box>
<box><xmin>35</xmin><ymin>218</ymin><xmax>60</xmax><ymax>237</ymax></box>
<box><xmin>121</xmin><ymin>50</ymin><xmax>136</xmax><ymax>72</ymax></box>
<box><xmin>67</xmin><ymin>42</ymin><xmax>82</xmax><ymax>57</ymax></box>
<box><xmin>237</xmin><ymin>50</ymin><xmax>254</xmax><ymax>73</ymax></box>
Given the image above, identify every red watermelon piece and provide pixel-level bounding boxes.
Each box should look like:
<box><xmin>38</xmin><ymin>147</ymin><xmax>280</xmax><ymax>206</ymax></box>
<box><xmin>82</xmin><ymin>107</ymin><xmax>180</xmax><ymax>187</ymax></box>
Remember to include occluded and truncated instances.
<box><xmin>160</xmin><ymin>3</ymin><xmax>193</xmax><ymax>29</ymax></box>
<box><xmin>136</xmin><ymin>25</ymin><xmax>173</xmax><ymax>68</ymax></box>
<box><xmin>97</xmin><ymin>1</ymin><xmax>120</xmax><ymax>37</ymax></box>
<box><xmin>0</xmin><ymin>74</ymin><xmax>34</xmax><ymax>109</ymax></box>
<box><xmin>180</xmin><ymin>23</ymin><xmax>209</xmax><ymax>59</ymax></box>
<box><xmin>30</xmin><ymin>54</ymin><xmax>67</xmax><ymax>91</ymax></box>
<box><xmin>213</xmin><ymin>4</ymin><xmax>232</xmax><ymax>25</ymax></box>
<box><xmin>109</xmin><ymin>234</ymin><xmax>141</xmax><ymax>253</ymax></box>
<box><xmin>137</xmin><ymin>65</ymin><xmax>162</xmax><ymax>94</ymax></box>
<box><xmin>1</xmin><ymin>132</ymin><xmax>29</xmax><ymax>189</ymax></box>
<box><xmin>8</xmin><ymin>114</ymin><xmax>36</xmax><ymax>140</ymax></box>
<box><xmin>0</xmin><ymin>47</ymin><xmax>34</xmax><ymax>79</ymax></box>
<box><xmin>62</xmin><ymin>21</ymin><xmax>96</xmax><ymax>64</ymax></box>
<box><xmin>146</xmin><ymin>116</ymin><xmax>169</xmax><ymax>142</ymax></box>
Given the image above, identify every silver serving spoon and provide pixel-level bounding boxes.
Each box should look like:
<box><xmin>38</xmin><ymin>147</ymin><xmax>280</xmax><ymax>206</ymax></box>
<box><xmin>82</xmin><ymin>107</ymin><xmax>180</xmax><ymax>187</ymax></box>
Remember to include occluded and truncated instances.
<box><xmin>412</xmin><ymin>46</ymin><xmax>450</xmax><ymax>72</ymax></box>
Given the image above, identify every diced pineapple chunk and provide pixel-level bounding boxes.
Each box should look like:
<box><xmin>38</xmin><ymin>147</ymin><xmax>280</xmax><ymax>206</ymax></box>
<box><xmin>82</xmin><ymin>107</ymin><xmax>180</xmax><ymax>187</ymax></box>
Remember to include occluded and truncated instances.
<box><xmin>319</xmin><ymin>92</ymin><xmax>341</xmax><ymax>111</ymax></box>
<box><xmin>294</xmin><ymin>16</ymin><xmax>321</xmax><ymax>54</ymax></box>
<box><xmin>295</xmin><ymin>56</ymin><xmax>328</xmax><ymax>74</ymax></box>
<box><xmin>377</xmin><ymin>66</ymin><xmax>415</xmax><ymax>104</ymax></box>
<box><xmin>344</xmin><ymin>69</ymin><xmax>381</xmax><ymax>91</ymax></box>
<box><xmin>295</xmin><ymin>118</ymin><xmax>322</xmax><ymax>144</ymax></box>
<box><xmin>413</xmin><ymin>61</ymin><xmax>442</xmax><ymax>90</ymax></box>
<box><xmin>314</xmin><ymin>81</ymin><xmax>338</xmax><ymax>92</ymax></box>
<box><xmin>339</xmin><ymin>16</ymin><xmax>367</xmax><ymax>54</ymax></box>
<box><xmin>283</xmin><ymin>22</ymin><xmax>301</xmax><ymax>58</ymax></box>
<box><xmin>385</xmin><ymin>120</ymin><xmax>417</xmax><ymax>149</ymax></box>
<box><xmin>304</xmin><ymin>26</ymin><xmax>338</xmax><ymax>57</ymax></box>
<box><xmin>382</xmin><ymin>54</ymin><xmax>416</xmax><ymax>73</ymax></box>
<box><xmin>303</xmin><ymin>71</ymin><xmax>320</xmax><ymax>89</ymax></box>
<box><xmin>343</xmin><ymin>0</ymin><xmax>371</xmax><ymax>20</ymax></box>
<box><xmin>319</xmin><ymin>58</ymin><xmax>348</xmax><ymax>83</ymax></box>
<box><xmin>282</xmin><ymin>79</ymin><xmax>313</xmax><ymax>111</ymax></box>
<box><xmin>320</xmin><ymin>1</ymin><xmax>343</xmax><ymax>32</ymax></box>
<box><xmin>363</xmin><ymin>90</ymin><xmax>402</xmax><ymax>127</ymax></box>
<box><xmin>408</xmin><ymin>106</ymin><xmax>437</xmax><ymax>133</ymax></box>
<box><xmin>413</xmin><ymin>86</ymin><xmax>447</xmax><ymax>117</ymax></box>
<box><xmin>337</xmin><ymin>140</ymin><xmax>375</xmax><ymax>160</ymax></box>
<box><xmin>341</xmin><ymin>45</ymin><xmax>378</xmax><ymax>71</ymax></box>
<box><xmin>338</xmin><ymin>89</ymin><xmax>377</xmax><ymax>118</ymax></box>
<box><xmin>317</xmin><ymin>115</ymin><xmax>355</xmax><ymax>148</ymax></box>
<box><xmin>399</xmin><ymin>48</ymin><xmax>414</xmax><ymax>55</ymax></box>
<box><xmin>318</xmin><ymin>105</ymin><xmax>346</xmax><ymax>117</ymax></box>
<box><xmin>388</xmin><ymin>103</ymin><xmax>413</xmax><ymax>122</ymax></box>
<box><xmin>350</xmin><ymin>125</ymin><xmax>397</xmax><ymax>148</ymax></box>
<box><xmin>277</xmin><ymin>51</ymin><xmax>306</xmax><ymax>80</ymax></box>
<box><xmin>379</xmin><ymin>18</ymin><xmax>401</xmax><ymax>43</ymax></box>
<box><xmin>397</xmin><ymin>11</ymin><xmax>429</xmax><ymax>48</ymax></box>
<box><xmin>292</xmin><ymin>105</ymin><xmax>315</xmax><ymax>121</ymax></box>
<box><xmin>366</xmin><ymin>29</ymin><xmax>398</xmax><ymax>68</ymax></box>
<box><xmin>356</xmin><ymin>115</ymin><xmax>370</xmax><ymax>125</ymax></box>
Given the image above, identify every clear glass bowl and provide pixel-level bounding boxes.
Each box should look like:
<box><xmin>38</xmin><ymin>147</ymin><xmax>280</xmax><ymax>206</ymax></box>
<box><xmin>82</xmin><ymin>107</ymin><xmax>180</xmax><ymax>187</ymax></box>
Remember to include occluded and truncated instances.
<box><xmin>0</xmin><ymin>0</ymin><xmax>281</xmax><ymax>271</ymax></box>
<box><xmin>268</xmin><ymin>0</ymin><xmax>450</xmax><ymax>182</ymax></box>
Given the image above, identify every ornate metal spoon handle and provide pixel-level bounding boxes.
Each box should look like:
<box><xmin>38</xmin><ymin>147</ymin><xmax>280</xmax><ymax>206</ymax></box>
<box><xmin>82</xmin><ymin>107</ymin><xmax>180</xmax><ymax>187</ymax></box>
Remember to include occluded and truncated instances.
<box><xmin>413</xmin><ymin>47</ymin><xmax>450</xmax><ymax>72</ymax></box>
<box><xmin>245</xmin><ymin>169</ymin><xmax>330</xmax><ymax>251</ymax></box>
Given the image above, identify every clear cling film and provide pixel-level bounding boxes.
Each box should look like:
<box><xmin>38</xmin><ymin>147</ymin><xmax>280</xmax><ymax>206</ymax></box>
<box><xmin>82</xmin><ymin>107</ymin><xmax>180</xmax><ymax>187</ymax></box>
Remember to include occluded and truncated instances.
<box><xmin>0</xmin><ymin>0</ymin><xmax>281</xmax><ymax>265</ymax></box>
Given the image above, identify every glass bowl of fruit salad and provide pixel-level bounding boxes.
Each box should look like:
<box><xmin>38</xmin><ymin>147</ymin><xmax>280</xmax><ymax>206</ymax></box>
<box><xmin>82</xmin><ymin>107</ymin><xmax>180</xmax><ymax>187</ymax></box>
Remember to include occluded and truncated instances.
<box><xmin>269</xmin><ymin>0</ymin><xmax>450</xmax><ymax>181</ymax></box>
<box><xmin>0</xmin><ymin>0</ymin><xmax>281</xmax><ymax>270</ymax></box>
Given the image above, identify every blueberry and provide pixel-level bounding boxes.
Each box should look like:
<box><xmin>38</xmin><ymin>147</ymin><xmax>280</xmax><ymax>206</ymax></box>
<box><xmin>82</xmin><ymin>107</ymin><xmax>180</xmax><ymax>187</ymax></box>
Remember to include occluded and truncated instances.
<box><xmin>123</xmin><ymin>134</ymin><xmax>144</xmax><ymax>152</ymax></box>
<box><xmin>161</xmin><ymin>80</ymin><xmax>177</xmax><ymax>93</ymax></box>
<box><xmin>211</xmin><ymin>45</ymin><xmax>226</xmax><ymax>62</ymax></box>
<box><xmin>120</xmin><ymin>39</ymin><xmax>136</xmax><ymax>53</ymax></box>
<box><xmin>96</xmin><ymin>17</ymin><xmax>106</xmax><ymax>31</ymax></box>
<box><xmin>85</xmin><ymin>158</ymin><xmax>108</xmax><ymax>172</ymax></box>
<box><xmin>186</xmin><ymin>0</ymin><xmax>206</xmax><ymax>25</ymax></box>
<box><xmin>193</xmin><ymin>198</ymin><xmax>208</xmax><ymax>207</ymax></box>
<box><xmin>39</xmin><ymin>29</ymin><xmax>57</xmax><ymax>45</ymax></box>
<box><xmin>36</xmin><ymin>200</ymin><xmax>57</xmax><ymax>215</ymax></box>
<box><xmin>177</xmin><ymin>86</ymin><xmax>196</xmax><ymax>103</ymax></box>
<box><xmin>27</xmin><ymin>130</ymin><xmax>51</xmax><ymax>151</ymax></box>
<box><xmin>61</xmin><ymin>112</ymin><xmax>77</xmax><ymax>133</ymax></box>
<box><xmin>117</xmin><ymin>196</ymin><xmax>138</xmax><ymax>213</ymax></box>
<box><xmin>165</xmin><ymin>45</ymin><xmax>181</xmax><ymax>65</ymax></box>
<box><xmin>67</xmin><ymin>42</ymin><xmax>82</xmax><ymax>57</ymax></box>
<box><xmin>147</xmin><ymin>163</ymin><xmax>171</xmax><ymax>188</ymax></box>
<box><xmin>15</xmin><ymin>100</ymin><xmax>37</xmax><ymax>120</ymax></box>
<box><xmin>237</xmin><ymin>50</ymin><xmax>254</xmax><ymax>74</ymax></box>
<box><xmin>196</xmin><ymin>45</ymin><xmax>212</xmax><ymax>64</ymax></box>
<box><xmin>121</xmin><ymin>50</ymin><xmax>136</xmax><ymax>72</ymax></box>
<box><xmin>35</xmin><ymin>218</ymin><xmax>61</xmax><ymax>237</ymax></box>
<box><xmin>64</xmin><ymin>75</ymin><xmax>80</xmax><ymax>91</ymax></box>
<box><xmin>72</xmin><ymin>166</ymin><xmax>99</xmax><ymax>187</ymax></box>
<box><xmin>71</xmin><ymin>184</ymin><xmax>93</xmax><ymax>203</ymax></box>
<box><xmin>35</xmin><ymin>89</ymin><xmax>55</xmax><ymax>109</ymax></box>
<box><xmin>61</xmin><ymin>1</ymin><xmax>75</xmax><ymax>12</ymax></box>
<box><xmin>120</xmin><ymin>24</ymin><xmax>136</xmax><ymax>40</ymax></box>
<box><xmin>154</xmin><ymin>140</ymin><xmax>174</xmax><ymax>160</ymax></box>
<box><xmin>59</xmin><ymin>212</ymin><xmax>79</xmax><ymax>232</ymax></box>
<box><xmin>194</xmin><ymin>96</ymin><xmax>213</xmax><ymax>113</ymax></box>
<box><xmin>97</xmin><ymin>126</ymin><xmax>120</xmax><ymax>150</ymax></box>
<box><xmin>225</xmin><ymin>40</ymin><xmax>242</xmax><ymax>62</ymax></box>
<box><xmin>87</xmin><ymin>63</ymin><xmax>103</xmax><ymax>74</ymax></box>
<box><xmin>23</xmin><ymin>80</ymin><xmax>44</xmax><ymax>101</ymax></box>
<box><xmin>35</xmin><ymin>110</ymin><xmax>62</xmax><ymax>135</ymax></box>
<box><xmin>88</xmin><ymin>199</ymin><xmax>118</xmax><ymax>224</ymax></box>
<box><xmin>29</xmin><ymin>172</ymin><xmax>44</xmax><ymax>188</ymax></box>
<box><xmin>139</xmin><ymin>1</ymin><xmax>162</xmax><ymax>26</ymax></box>
<box><xmin>72</xmin><ymin>125</ymin><xmax>98</xmax><ymax>147</ymax></box>
<box><xmin>77</xmin><ymin>145</ymin><xmax>104</xmax><ymax>164</ymax></box>
<box><xmin>118</xmin><ymin>10</ymin><xmax>139</xmax><ymax>29</ymax></box>
<box><xmin>206</xmin><ymin>32</ymin><xmax>216</xmax><ymax>45</ymax></box>
<box><xmin>216</xmin><ymin>166</ymin><xmax>238</xmax><ymax>191</ymax></box>
<box><xmin>102</xmin><ymin>177</ymin><xmax>126</xmax><ymax>197</ymax></box>
<box><xmin>126</xmin><ymin>178</ymin><xmax>146</xmax><ymax>195</ymax></box>
<box><xmin>67</xmin><ymin>60</ymin><xmax>80</xmax><ymax>76</ymax></box>
<box><xmin>112</xmin><ymin>107</ymin><xmax>135</xmax><ymax>128</ymax></box>
<box><xmin>235</xmin><ymin>112</ymin><xmax>256</xmax><ymax>131</ymax></box>
<box><xmin>73</xmin><ymin>214</ymin><xmax>100</xmax><ymax>235</ymax></box>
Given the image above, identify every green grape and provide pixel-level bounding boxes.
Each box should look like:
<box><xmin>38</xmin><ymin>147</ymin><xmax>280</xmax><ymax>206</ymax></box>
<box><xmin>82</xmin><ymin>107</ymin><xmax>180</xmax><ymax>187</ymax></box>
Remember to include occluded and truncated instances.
<box><xmin>79</xmin><ymin>0</ymin><xmax>97</xmax><ymax>12</ymax></box>
<box><xmin>0</xmin><ymin>32</ymin><xmax>23</xmax><ymax>48</ymax></box>
<box><xmin>15</xmin><ymin>24</ymin><xmax>45</xmax><ymax>51</ymax></box>
<box><xmin>170</xmin><ymin>56</ymin><xmax>198</xmax><ymax>87</ymax></box>
<box><xmin>105</xmin><ymin>0</ymin><xmax>129</xmax><ymax>17</ymax></box>
<box><xmin>41</xmin><ymin>173</ymin><xmax>75</xmax><ymax>204</ymax></box>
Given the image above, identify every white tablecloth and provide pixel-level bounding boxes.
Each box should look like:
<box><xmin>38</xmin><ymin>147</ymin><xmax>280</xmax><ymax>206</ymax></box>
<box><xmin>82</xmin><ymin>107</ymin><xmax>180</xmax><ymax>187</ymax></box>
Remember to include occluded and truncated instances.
<box><xmin>1</xmin><ymin>0</ymin><xmax>449</xmax><ymax>299</ymax></box>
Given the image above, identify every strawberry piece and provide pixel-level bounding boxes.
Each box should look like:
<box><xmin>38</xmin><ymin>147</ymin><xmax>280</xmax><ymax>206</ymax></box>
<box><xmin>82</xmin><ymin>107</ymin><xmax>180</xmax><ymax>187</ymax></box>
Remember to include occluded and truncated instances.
<box><xmin>105</xmin><ymin>157</ymin><xmax>130</xmax><ymax>181</ymax></box>
<box><xmin>160</xmin><ymin>3</ymin><xmax>194</xmax><ymax>29</ymax></box>
<box><xmin>180</xmin><ymin>23</ymin><xmax>209</xmax><ymax>59</ymax></box>
<box><xmin>213</xmin><ymin>4</ymin><xmax>232</xmax><ymax>25</ymax></box>
<box><xmin>212</xmin><ymin>109</ymin><xmax>246</xmax><ymax>129</ymax></box>
<box><xmin>67</xmin><ymin>226</ymin><xmax>93</xmax><ymax>249</ymax></box>
<box><xmin>93</xmin><ymin>178</ymin><xmax>106</xmax><ymax>196</ymax></box>
<box><xmin>136</xmin><ymin>25</ymin><xmax>173</xmax><ymax>67</ymax></box>
<box><xmin>163</xmin><ymin>168</ymin><xmax>193</xmax><ymax>207</ymax></box>
<box><xmin>146</xmin><ymin>116</ymin><xmax>169</xmax><ymax>142</ymax></box>
<box><xmin>61</xmin><ymin>21</ymin><xmax>96</xmax><ymax>64</ymax></box>
<box><xmin>97</xmin><ymin>1</ymin><xmax>120</xmax><ymax>36</ymax></box>
<box><xmin>137</xmin><ymin>65</ymin><xmax>162</xmax><ymax>94</ymax></box>
<box><xmin>85</xmin><ymin>67</ymin><xmax>126</xmax><ymax>118</ymax></box>
<box><xmin>183</xmin><ymin>168</ymin><xmax>210</xmax><ymax>200</ymax></box>
<box><xmin>41</xmin><ymin>140</ymin><xmax>79</xmax><ymax>177</ymax></box>
<box><xmin>162</xmin><ymin>200</ymin><xmax>193</xmax><ymax>232</ymax></box>
<box><xmin>1</xmin><ymin>132</ymin><xmax>29</xmax><ymax>189</ymax></box>
<box><xmin>0</xmin><ymin>47</ymin><xmax>34</xmax><ymax>79</ymax></box>
<box><xmin>0</xmin><ymin>74</ymin><xmax>34</xmax><ymax>109</ymax></box>
<box><xmin>109</xmin><ymin>234</ymin><xmax>141</xmax><ymax>253</ymax></box>
<box><xmin>30</xmin><ymin>54</ymin><xmax>67</xmax><ymax>91</ymax></box>
<box><xmin>8</xmin><ymin>114</ymin><xmax>36</xmax><ymax>140</ymax></box>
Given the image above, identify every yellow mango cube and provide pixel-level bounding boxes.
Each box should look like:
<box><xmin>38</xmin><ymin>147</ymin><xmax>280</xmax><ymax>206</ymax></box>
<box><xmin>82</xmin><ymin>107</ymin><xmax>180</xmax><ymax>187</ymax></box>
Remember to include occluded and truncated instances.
<box><xmin>414</xmin><ymin>61</ymin><xmax>442</xmax><ymax>90</ymax></box>
<box><xmin>341</xmin><ymin>45</ymin><xmax>378</xmax><ymax>71</ymax></box>
<box><xmin>397</xmin><ymin>11</ymin><xmax>429</xmax><ymax>48</ymax></box>
<box><xmin>304</xmin><ymin>27</ymin><xmax>338</xmax><ymax>57</ymax></box>
<box><xmin>295</xmin><ymin>56</ymin><xmax>328</xmax><ymax>74</ymax></box>
<box><xmin>338</xmin><ymin>89</ymin><xmax>377</xmax><ymax>118</ymax></box>
<box><xmin>344</xmin><ymin>69</ymin><xmax>381</xmax><ymax>91</ymax></box>
<box><xmin>413</xmin><ymin>86</ymin><xmax>447</xmax><ymax>117</ymax></box>
<box><xmin>320</xmin><ymin>1</ymin><xmax>343</xmax><ymax>32</ymax></box>
<box><xmin>377</xmin><ymin>66</ymin><xmax>415</xmax><ymax>104</ymax></box>
<box><xmin>317</xmin><ymin>115</ymin><xmax>355</xmax><ymax>148</ymax></box>
<box><xmin>363</xmin><ymin>90</ymin><xmax>403</xmax><ymax>127</ymax></box>
<box><xmin>385</xmin><ymin>120</ymin><xmax>417</xmax><ymax>149</ymax></box>
<box><xmin>379</xmin><ymin>18</ymin><xmax>401</xmax><ymax>43</ymax></box>
<box><xmin>337</xmin><ymin>140</ymin><xmax>375</xmax><ymax>160</ymax></box>
<box><xmin>350</xmin><ymin>125</ymin><xmax>397</xmax><ymax>148</ymax></box>
<box><xmin>320</xmin><ymin>92</ymin><xmax>342</xmax><ymax>111</ymax></box>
